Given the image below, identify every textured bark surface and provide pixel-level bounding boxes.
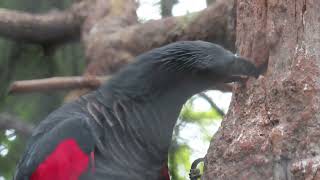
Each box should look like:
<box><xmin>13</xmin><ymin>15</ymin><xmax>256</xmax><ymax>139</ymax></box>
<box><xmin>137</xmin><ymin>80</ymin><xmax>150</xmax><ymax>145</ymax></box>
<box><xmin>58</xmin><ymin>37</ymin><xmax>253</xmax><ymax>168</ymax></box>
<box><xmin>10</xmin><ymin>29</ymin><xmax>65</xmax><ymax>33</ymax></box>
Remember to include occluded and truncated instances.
<box><xmin>82</xmin><ymin>0</ymin><xmax>138</xmax><ymax>75</ymax></box>
<box><xmin>204</xmin><ymin>0</ymin><xmax>320</xmax><ymax>179</ymax></box>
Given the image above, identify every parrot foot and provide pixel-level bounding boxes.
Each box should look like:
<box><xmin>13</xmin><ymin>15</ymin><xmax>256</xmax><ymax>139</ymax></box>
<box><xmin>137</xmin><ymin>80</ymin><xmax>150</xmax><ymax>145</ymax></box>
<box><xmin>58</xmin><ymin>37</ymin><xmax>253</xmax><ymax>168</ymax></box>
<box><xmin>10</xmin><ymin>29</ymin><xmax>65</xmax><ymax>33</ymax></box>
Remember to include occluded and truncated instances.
<box><xmin>189</xmin><ymin>157</ymin><xmax>204</xmax><ymax>180</ymax></box>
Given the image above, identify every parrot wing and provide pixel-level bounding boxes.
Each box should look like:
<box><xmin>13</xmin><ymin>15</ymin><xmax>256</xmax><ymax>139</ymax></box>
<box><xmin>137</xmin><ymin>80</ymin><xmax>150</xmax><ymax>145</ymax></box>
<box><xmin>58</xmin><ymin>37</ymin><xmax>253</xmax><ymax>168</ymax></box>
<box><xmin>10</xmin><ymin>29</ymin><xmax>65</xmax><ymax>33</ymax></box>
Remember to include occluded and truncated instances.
<box><xmin>14</xmin><ymin>109</ymin><xmax>97</xmax><ymax>180</ymax></box>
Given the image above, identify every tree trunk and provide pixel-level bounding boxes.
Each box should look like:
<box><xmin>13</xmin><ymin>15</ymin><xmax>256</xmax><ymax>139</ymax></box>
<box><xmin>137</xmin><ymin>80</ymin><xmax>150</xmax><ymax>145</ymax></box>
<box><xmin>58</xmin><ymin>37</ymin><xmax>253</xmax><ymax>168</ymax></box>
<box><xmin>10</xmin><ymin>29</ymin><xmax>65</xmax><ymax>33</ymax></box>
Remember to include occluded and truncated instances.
<box><xmin>204</xmin><ymin>0</ymin><xmax>320</xmax><ymax>179</ymax></box>
<box><xmin>160</xmin><ymin>0</ymin><xmax>177</xmax><ymax>17</ymax></box>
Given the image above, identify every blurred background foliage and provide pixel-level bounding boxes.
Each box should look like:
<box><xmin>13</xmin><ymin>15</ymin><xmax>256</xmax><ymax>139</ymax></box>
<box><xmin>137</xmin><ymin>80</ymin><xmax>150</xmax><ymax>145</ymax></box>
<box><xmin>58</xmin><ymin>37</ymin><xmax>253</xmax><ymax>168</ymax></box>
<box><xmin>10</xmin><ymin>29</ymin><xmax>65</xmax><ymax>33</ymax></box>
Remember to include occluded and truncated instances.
<box><xmin>0</xmin><ymin>0</ymin><xmax>225</xmax><ymax>179</ymax></box>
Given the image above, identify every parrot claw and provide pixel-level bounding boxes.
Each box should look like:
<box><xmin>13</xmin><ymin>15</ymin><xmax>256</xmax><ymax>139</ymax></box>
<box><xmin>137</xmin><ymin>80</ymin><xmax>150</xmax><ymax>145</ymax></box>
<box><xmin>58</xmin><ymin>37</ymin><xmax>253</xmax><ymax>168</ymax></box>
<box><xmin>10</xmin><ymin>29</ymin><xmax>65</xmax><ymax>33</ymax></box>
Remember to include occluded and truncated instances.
<box><xmin>189</xmin><ymin>157</ymin><xmax>204</xmax><ymax>180</ymax></box>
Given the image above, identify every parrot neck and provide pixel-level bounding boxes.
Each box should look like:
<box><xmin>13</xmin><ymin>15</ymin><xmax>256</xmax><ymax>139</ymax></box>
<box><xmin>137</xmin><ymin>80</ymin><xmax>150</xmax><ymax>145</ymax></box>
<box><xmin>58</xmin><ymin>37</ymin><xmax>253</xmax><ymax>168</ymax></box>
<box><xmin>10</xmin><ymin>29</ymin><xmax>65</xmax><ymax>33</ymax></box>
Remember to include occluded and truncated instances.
<box><xmin>98</xmin><ymin>74</ymin><xmax>211</xmax><ymax>158</ymax></box>
<box><xmin>95</xmin><ymin>58</ymin><xmax>215</xmax><ymax>167</ymax></box>
<box><xmin>140</xmin><ymin>78</ymin><xmax>210</xmax><ymax>152</ymax></box>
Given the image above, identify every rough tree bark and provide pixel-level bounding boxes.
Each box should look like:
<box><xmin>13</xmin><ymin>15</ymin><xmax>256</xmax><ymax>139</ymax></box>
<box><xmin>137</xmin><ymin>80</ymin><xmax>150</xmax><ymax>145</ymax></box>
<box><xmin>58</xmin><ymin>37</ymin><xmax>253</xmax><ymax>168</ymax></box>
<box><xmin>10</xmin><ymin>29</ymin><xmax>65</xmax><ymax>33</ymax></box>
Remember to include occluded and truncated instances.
<box><xmin>204</xmin><ymin>0</ymin><xmax>320</xmax><ymax>179</ymax></box>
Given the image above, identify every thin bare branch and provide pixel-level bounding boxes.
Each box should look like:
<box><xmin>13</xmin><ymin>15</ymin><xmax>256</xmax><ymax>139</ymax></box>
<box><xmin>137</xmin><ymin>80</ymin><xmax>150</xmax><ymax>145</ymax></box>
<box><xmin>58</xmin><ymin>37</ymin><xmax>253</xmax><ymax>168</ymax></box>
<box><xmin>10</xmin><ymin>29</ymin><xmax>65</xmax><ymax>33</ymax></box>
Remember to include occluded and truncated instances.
<box><xmin>8</xmin><ymin>76</ymin><xmax>233</xmax><ymax>94</ymax></box>
<box><xmin>8</xmin><ymin>76</ymin><xmax>110</xmax><ymax>94</ymax></box>
<box><xmin>0</xmin><ymin>113</ymin><xmax>34</xmax><ymax>137</ymax></box>
<box><xmin>198</xmin><ymin>92</ymin><xmax>225</xmax><ymax>116</ymax></box>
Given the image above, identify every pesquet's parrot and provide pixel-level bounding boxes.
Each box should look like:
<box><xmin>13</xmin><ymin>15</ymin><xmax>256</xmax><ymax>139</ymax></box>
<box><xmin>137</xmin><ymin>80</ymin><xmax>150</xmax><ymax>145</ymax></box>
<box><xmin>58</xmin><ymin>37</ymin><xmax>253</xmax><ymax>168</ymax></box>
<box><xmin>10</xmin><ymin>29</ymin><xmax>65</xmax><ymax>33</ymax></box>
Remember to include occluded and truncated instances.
<box><xmin>14</xmin><ymin>41</ymin><xmax>260</xmax><ymax>180</ymax></box>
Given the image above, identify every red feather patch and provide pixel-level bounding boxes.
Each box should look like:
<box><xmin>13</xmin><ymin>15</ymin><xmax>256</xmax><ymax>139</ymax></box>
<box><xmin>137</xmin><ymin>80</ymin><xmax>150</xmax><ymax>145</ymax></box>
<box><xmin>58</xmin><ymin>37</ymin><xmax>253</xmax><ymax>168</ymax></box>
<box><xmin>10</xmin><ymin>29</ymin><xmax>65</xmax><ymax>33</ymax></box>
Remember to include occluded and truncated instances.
<box><xmin>31</xmin><ymin>139</ymin><xmax>90</xmax><ymax>180</ymax></box>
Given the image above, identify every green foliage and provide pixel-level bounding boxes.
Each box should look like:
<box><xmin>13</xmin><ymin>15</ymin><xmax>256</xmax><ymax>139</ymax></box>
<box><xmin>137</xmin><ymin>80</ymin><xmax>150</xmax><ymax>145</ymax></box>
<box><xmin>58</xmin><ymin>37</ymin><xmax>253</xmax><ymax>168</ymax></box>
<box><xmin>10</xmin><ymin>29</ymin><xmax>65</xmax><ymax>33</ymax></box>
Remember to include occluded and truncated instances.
<box><xmin>168</xmin><ymin>97</ymin><xmax>222</xmax><ymax>180</ymax></box>
<box><xmin>180</xmin><ymin>100</ymin><xmax>222</xmax><ymax>124</ymax></box>
<box><xmin>0</xmin><ymin>133</ymin><xmax>25</xmax><ymax>178</ymax></box>
<box><xmin>169</xmin><ymin>144</ymin><xmax>191</xmax><ymax>180</ymax></box>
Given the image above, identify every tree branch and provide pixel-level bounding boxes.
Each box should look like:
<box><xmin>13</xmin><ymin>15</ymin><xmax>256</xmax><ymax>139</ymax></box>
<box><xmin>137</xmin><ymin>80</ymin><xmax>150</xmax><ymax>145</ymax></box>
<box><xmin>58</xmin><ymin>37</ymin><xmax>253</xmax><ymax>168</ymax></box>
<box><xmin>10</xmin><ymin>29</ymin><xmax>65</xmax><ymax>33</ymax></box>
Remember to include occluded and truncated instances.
<box><xmin>198</xmin><ymin>92</ymin><xmax>225</xmax><ymax>116</ymax></box>
<box><xmin>0</xmin><ymin>113</ymin><xmax>34</xmax><ymax>137</ymax></box>
<box><xmin>8</xmin><ymin>76</ymin><xmax>110</xmax><ymax>94</ymax></box>
<box><xmin>160</xmin><ymin>0</ymin><xmax>177</xmax><ymax>17</ymax></box>
<box><xmin>0</xmin><ymin>1</ymin><xmax>91</xmax><ymax>44</ymax></box>
<box><xmin>83</xmin><ymin>0</ymin><xmax>138</xmax><ymax>75</ymax></box>
<box><xmin>8</xmin><ymin>76</ymin><xmax>233</xmax><ymax>94</ymax></box>
<box><xmin>85</xmin><ymin>0</ymin><xmax>235</xmax><ymax>75</ymax></box>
